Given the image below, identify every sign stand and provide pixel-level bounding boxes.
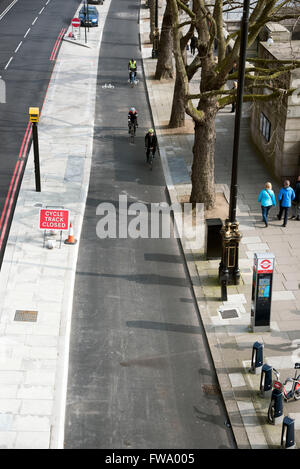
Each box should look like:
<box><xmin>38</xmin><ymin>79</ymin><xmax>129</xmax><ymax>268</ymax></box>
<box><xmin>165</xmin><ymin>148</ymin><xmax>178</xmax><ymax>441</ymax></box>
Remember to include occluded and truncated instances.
<box><xmin>40</xmin><ymin>206</ymin><xmax>69</xmax><ymax>249</ymax></box>
<box><xmin>43</xmin><ymin>228</ymin><xmax>63</xmax><ymax>249</ymax></box>
<box><xmin>71</xmin><ymin>17</ymin><xmax>81</xmax><ymax>40</ymax></box>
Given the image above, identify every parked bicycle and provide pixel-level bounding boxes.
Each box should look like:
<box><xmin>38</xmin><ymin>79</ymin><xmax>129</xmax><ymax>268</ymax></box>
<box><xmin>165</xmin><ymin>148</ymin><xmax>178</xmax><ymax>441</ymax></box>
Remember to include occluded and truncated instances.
<box><xmin>268</xmin><ymin>363</ymin><xmax>300</xmax><ymax>424</ymax></box>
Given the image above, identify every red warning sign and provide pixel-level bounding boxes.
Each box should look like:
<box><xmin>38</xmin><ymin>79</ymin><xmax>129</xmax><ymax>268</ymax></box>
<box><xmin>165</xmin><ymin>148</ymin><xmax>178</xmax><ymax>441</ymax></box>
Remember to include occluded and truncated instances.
<box><xmin>39</xmin><ymin>209</ymin><xmax>70</xmax><ymax>231</ymax></box>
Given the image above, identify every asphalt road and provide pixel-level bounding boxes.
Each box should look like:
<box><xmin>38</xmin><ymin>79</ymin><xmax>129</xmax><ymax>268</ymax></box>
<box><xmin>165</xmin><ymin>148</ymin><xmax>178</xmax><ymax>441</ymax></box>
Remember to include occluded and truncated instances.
<box><xmin>0</xmin><ymin>0</ymin><xmax>81</xmax><ymax>265</ymax></box>
<box><xmin>64</xmin><ymin>0</ymin><xmax>236</xmax><ymax>450</ymax></box>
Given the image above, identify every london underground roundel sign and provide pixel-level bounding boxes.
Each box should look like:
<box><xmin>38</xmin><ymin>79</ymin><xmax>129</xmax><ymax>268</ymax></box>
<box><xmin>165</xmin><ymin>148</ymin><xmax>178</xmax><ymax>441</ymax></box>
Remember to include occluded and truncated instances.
<box><xmin>257</xmin><ymin>258</ymin><xmax>273</xmax><ymax>273</ymax></box>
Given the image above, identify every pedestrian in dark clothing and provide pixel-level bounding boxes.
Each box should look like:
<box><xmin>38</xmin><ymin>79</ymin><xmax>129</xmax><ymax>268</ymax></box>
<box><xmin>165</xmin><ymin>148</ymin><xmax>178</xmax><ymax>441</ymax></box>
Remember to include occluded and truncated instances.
<box><xmin>291</xmin><ymin>176</ymin><xmax>300</xmax><ymax>220</ymax></box>
<box><xmin>277</xmin><ymin>180</ymin><xmax>295</xmax><ymax>227</ymax></box>
<box><xmin>190</xmin><ymin>35</ymin><xmax>197</xmax><ymax>55</ymax></box>
<box><xmin>229</xmin><ymin>62</ymin><xmax>237</xmax><ymax>76</ymax></box>
<box><xmin>258</xmin><ymin>182</ymin><xmax>276</xmax><ymax>227</ymax></box>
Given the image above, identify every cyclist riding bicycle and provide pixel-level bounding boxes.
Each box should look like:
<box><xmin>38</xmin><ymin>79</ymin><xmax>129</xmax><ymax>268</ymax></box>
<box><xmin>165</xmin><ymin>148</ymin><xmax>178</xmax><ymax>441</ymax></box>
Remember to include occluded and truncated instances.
<box><xmin>145</xmin><ymin>128</ymin><xmax>157</xmax><ymax>162</ymax></box>
<box><xmin>128</xmin><ymin>58</ymin><xmax>137</xmax><ymax>80</ymax></box>
<box><xmin>128</xmin><ymin>107</ymin><xmax>138</xmax><ymax>133</ymax></box>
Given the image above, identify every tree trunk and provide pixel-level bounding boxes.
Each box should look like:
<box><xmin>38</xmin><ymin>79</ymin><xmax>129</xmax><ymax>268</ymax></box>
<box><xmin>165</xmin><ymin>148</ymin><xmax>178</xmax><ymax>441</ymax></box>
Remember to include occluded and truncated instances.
<box><xmin>168</xmin><ymin>29</ymin><xmax>188</xmax><ymax>128</ymax></box>
<box><xmin>154</xmin><ymin>1</ymin><xmax>174</xmax><ymax>80</ymax></box>
<box><xmin>168</xmin><ymin>72</ymin><xmax>186</xmax><ymax>128</ymax></box>
<box><xmin>190</xmin><ymin>98</ymin><xmax>218</xmax><ymax>209</ymax></box>
<box><xmin>149</xmin><ymin>0</ymin><xmax>155</xmax><ymax>43</ymax></box>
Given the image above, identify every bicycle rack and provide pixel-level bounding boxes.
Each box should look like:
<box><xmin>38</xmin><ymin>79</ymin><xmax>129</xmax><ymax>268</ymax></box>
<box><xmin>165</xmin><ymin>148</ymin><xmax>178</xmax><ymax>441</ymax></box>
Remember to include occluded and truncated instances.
<box><xmin>249</xmin><ymin>341</ymin><xmax>263</xmax><ymax>375</ymax></box>
<box><xmin>269</xmin><ymin>388</ymin><xmax>284</xmax><ymax>425</ymax></box>
<box><xmin>260</xmin><ymin>364</ymin><xmax>273</xmax><ymax>398</ymax></box>
<box><xmin>281</xmin><ymin>416</ymin><xmax>296</xmax><ymax>449</ymax></box>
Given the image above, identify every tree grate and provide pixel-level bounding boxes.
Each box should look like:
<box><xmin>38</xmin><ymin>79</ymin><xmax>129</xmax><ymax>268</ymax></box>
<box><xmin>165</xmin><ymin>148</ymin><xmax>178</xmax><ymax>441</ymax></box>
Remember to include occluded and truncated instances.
<box><xmin>14</xmin><ymin>310</ymin><xmax>38</xmax><ymax>322</ymax></box>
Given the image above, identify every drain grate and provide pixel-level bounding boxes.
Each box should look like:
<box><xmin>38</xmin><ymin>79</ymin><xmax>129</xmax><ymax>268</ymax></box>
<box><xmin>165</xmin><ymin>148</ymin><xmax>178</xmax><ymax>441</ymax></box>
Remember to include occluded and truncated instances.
<box><xmin>202</xmin><ymin>384</ymin><xmax>220</xmax><ymax>396</ymax></box>
<box><xmin>14</xmin><ymin>310</ymin><xmax>38</xmax><ymax>322</ymax></box>
<box><xmin>220</xmin><ymin>309</ymin><xmax>239</xmax><ymax>319</ymax></box>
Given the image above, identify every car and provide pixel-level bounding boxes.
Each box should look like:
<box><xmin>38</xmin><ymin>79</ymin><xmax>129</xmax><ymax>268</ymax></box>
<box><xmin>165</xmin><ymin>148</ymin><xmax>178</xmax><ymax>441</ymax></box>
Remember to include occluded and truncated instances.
<box><xmin>88</xmin><ymin>0</ymin><xmax>103</xmax><ymax>4</ymax></box>
<box><xmin>79</xmin><ymin>5</ymin><xmax>99</xmax><ymax>27</ymax></box>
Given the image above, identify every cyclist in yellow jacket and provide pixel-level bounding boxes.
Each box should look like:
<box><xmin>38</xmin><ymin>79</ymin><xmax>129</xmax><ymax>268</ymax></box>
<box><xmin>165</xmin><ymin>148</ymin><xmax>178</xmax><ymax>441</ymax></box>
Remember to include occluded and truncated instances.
<box><xmin>128</xmin><ymin>58</ymin><xmax>137</xmax><ymax>80</ymax></box>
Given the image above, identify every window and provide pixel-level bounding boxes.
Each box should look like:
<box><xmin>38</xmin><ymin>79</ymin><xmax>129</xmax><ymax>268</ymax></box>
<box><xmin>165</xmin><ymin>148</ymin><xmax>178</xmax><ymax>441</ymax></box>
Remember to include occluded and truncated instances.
<box><xmin>260</xmin><ymin>112</ymin><xmax>271</xmax><ymax>142</ymax></box>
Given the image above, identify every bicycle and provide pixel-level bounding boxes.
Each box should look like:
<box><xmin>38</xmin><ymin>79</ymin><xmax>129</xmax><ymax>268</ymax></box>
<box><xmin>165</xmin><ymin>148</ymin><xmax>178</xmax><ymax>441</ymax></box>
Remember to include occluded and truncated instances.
<box><xmin>128</xmin><ymin>122</ymin><xmax>136</xmax><ymax>144</ymax></box>
<box><xmin>267</xmin><ymin>363</ymin><xmax>300</xmax><ymax>424</ymax></box>
<box><xmin>146</xmin><ymin>147</ymin><xmax>155</xmax><ymax>170</ymax></box>
<box><xmin>129</xmin><ymin>70</ymin><xmax>136</xmax><ymax>87</ymax></box>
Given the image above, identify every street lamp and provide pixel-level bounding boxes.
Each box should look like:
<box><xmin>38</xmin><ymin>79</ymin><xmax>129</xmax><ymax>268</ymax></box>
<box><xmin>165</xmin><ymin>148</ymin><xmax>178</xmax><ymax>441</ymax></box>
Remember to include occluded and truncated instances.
<box><xmin>219</xmin><ymin>0</ymin><xmax>250</xmax><ymax>301</ymax></box>
<box><xmin>152</xmin><ymin>0</ymin><xmax>159</xmax><ymax>58</ymax></box>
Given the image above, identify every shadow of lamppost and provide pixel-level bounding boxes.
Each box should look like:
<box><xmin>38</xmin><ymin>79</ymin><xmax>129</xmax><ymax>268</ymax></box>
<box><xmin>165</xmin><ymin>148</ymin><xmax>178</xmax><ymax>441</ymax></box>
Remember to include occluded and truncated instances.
<box><xmin>219</xmin><ymin>0</ymin><xmax>250</xmax><ymax>301</ymax></box>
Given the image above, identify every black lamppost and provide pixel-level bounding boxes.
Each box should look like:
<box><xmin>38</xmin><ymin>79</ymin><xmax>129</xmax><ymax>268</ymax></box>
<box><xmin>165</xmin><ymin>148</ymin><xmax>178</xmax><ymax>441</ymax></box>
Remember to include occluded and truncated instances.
<box><xmin>152</xmin><ymin>0</ymin><xmax>159</xmax><ymax>58</ymax></box>
<box><xmin>219</xmin><ymin>0</ymin><xmax>250</xmax><ymax>301</ymax></box>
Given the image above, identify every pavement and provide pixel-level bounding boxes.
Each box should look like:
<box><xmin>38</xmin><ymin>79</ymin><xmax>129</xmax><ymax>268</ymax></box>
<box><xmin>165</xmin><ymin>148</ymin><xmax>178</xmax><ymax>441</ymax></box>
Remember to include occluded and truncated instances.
<box><xmin>0</xmin><ymin>0</ymin><xmax>112</xmax><ymax>449</ymax></box>
<box><xmin>0</xmin><ymin>0</ymin><xmax>299</xmax><ymax>450</ymax></box>
<box><xmin>140</xmin><ymin>1</ymin><xmax>300</xmax><ymax>450</ymax></box>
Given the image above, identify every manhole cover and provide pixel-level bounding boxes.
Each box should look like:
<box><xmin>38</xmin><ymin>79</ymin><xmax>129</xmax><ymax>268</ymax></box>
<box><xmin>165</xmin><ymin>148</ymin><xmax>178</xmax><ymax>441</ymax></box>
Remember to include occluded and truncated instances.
<box><xmin>202</xmin><ymin>384</ymin><xmax>220</xmax><ymax>395</ymax></box>
<box><xmin>14</xmin><ymin>310</ymin><xmax>38</xmax><ymax>322</ymax></box>
<box><xmin>220</xmin><ymin>309</ymin><xmax>239</xmax><ymax>319</ymax></box>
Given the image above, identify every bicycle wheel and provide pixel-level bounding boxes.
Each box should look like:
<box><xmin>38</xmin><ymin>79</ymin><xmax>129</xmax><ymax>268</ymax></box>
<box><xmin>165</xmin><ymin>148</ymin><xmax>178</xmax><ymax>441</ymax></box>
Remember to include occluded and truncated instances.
<box><xmin>130</xmin><ymin>125</ymin><xmax>134</xmax><ymax>143</ymax></box>
<box><xmin>267</xmin><ymin>400</ymin><xmax>275</xmax><ymax>424</ymax></box>
<box><xmin>294</xmin><ymin>387</ymin><xmax>300</xmax><ymax>400</ymax></box>
<box><xmin>148</xmin><ymin>153</ymin><xmax>153</xmax><ymax>170</ymax></box>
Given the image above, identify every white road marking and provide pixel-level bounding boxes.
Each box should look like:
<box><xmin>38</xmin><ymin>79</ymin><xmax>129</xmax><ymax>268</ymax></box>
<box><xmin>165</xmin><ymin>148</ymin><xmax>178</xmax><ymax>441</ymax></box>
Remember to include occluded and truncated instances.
<box><xmin>4</xmin><ymin>57</ymin><xmax>13</xmax><ymax>70</ymax></box>
<box><xmin>39</xmin><ymin>7</ymin><xmax>45</xmax><ymax>14</ymax></box>
<box><xmin>46</xmin><ymin>0</ymin><xmax>50</xmax><ymax>4</ymax></box>
<box><xmin>0</xmin><ymin>0</ymin><xmax>18</xmax><ymax>21</ymax></box>
<box><xmin>24</xmin><ymin>28</ymin><xmax>30</xmax><ymax>38</ymax></box>
<box><xmin>32</xmin><ymin>16</ymin><xmax>38</xmax><ymax>25</ymax></box>
<box><xmin>14</xmin><ymin>41</ymin><xmax>22</xmax><ymax>53</ymax></box>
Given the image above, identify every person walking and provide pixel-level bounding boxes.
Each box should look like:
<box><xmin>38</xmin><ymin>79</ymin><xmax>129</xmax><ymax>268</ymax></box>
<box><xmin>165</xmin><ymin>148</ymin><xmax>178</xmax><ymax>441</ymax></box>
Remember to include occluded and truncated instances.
<box><xmin>258</xmin><ymin>182</ymin><xmax>276</xmax><ymax>227</ymax></box>
<box><xmin>231</xmin><ymin>81</ymin><xmax>238</xmax><ymax>113</ymax></box>
<box><xmin>190</xmin><ymin>35</ymin><xmax>197</xmax><ymax>55</ymax></box>
<box><xmin>291</xmin><ymin>175</ymin><xmax>300</xmax><ymax>220</ymax></box>
<box><xmin>277</xmin><ymin>180</ymin><xmax>295</xmax><ymax>227</ymax></box>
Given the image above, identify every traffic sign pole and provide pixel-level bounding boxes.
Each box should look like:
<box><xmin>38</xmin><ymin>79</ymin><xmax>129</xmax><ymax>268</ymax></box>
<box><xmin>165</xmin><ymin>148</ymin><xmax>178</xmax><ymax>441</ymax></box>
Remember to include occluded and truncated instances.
<box><xmin>71</xmin><ymin>17</ymin><xmax>81</xmax><ymax>40</ymax></box>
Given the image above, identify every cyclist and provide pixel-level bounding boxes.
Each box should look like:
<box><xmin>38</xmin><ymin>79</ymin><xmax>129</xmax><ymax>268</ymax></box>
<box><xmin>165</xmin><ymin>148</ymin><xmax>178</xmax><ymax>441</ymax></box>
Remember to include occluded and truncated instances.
<box><xmin>145</xmin><ymin>128</ymin><xmax>157</xmax><ymax>163</ymax></box>
<box><xmin>128</xmin><ymin>58</ymin><xmax>137</xmax><ymax>80</ymax></box>
<box><xmin>128</xmin><ymin>107</ymin><xmax>138</xmax><ymax>133</ymax></box>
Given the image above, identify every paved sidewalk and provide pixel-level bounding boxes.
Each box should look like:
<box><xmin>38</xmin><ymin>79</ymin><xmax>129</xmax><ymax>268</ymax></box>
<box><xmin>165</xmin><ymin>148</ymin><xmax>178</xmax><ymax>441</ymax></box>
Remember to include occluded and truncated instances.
<box><xmin>0</xmin><ymin>0</ymin><xmax>111</xmax><ymax>449</ymax></box>
<box><xmin>140</xmin><ymin>2</ymin><xmax>300</xmax><ymax>449</ymax></box>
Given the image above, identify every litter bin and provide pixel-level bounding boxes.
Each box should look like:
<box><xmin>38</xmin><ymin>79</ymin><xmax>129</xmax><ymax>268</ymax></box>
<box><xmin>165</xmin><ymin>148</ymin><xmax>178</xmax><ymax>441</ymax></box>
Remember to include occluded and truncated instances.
<box><xmin>206</xmin><ymin>218</ymin><xmax>222</xmax><ymax>259</ymax></box>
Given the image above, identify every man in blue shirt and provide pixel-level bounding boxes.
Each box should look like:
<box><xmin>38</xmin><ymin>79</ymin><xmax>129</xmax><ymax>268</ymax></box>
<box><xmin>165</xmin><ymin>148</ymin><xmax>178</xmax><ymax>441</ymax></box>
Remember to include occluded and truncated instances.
<box><xmin>277</xmin><ymin>180</ymin><xmax>295</xmax><ymax>227</ymax></box>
